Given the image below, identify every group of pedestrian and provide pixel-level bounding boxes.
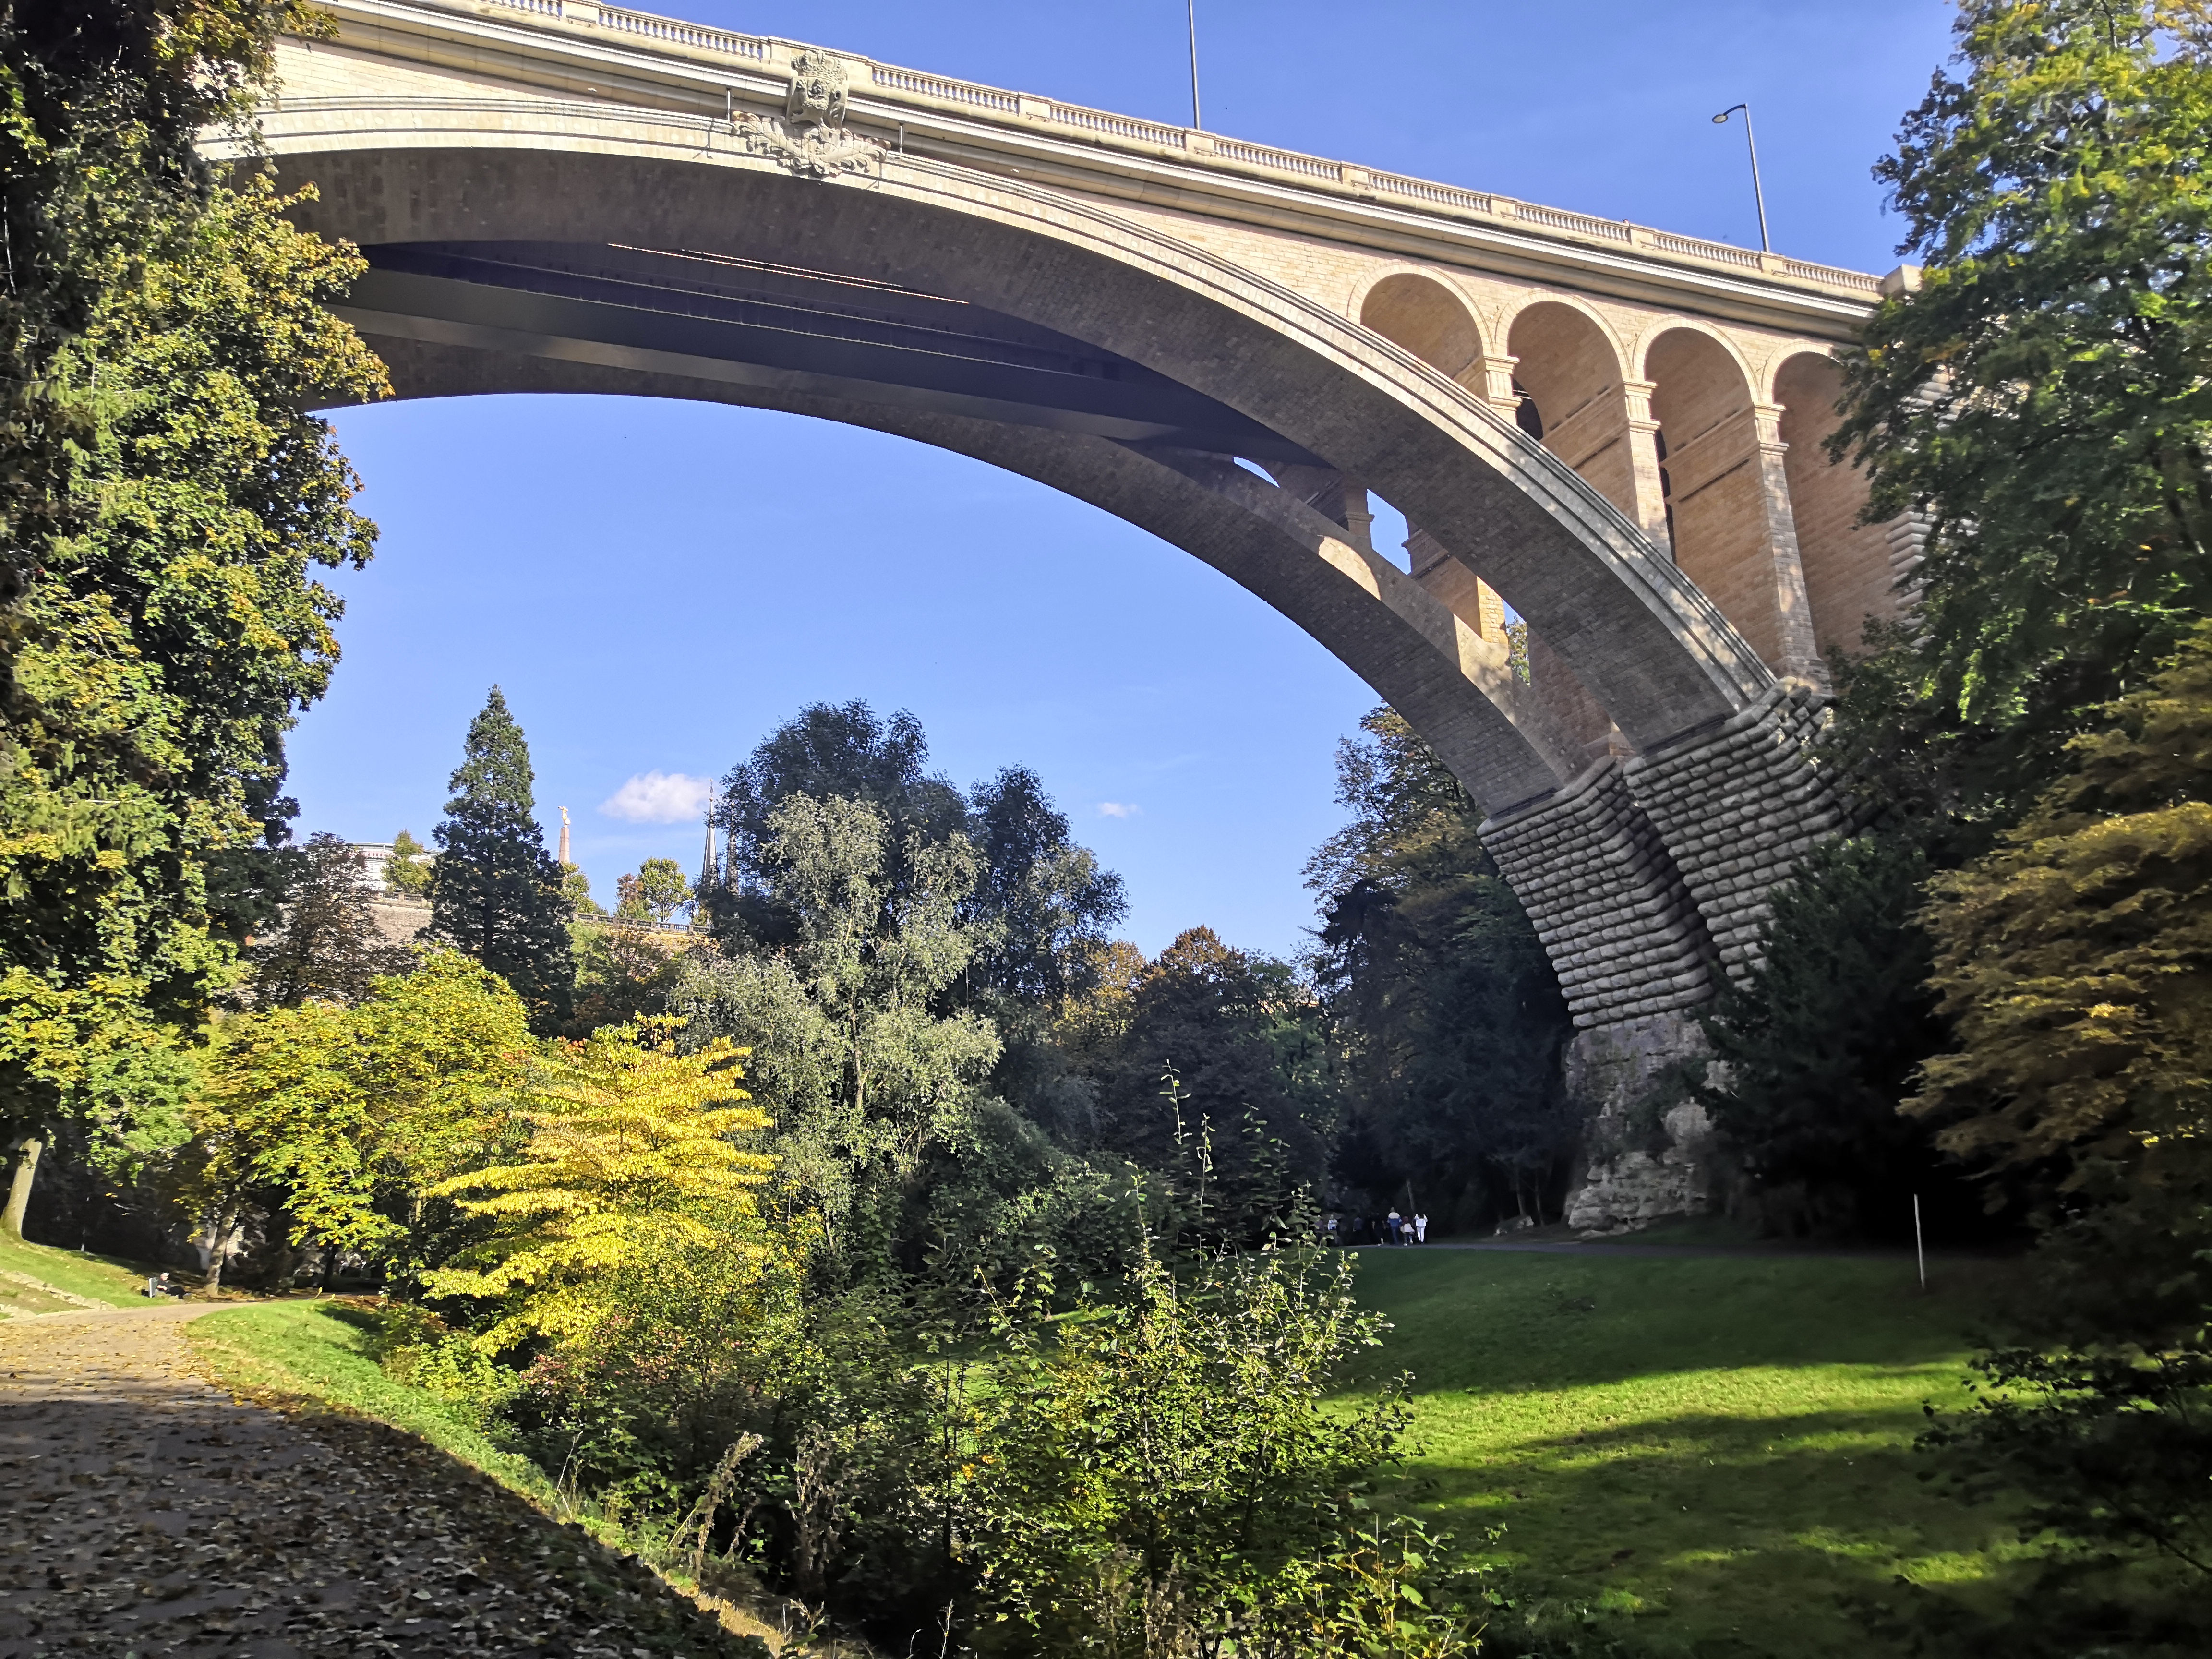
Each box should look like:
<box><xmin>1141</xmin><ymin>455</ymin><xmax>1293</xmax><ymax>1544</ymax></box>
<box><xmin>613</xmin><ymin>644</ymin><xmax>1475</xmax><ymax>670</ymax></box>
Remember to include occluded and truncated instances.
<box><xmin>1321</xmin><ymin>1210</ymin><xmax>1429</xmax><ymax>1246</ymax></box>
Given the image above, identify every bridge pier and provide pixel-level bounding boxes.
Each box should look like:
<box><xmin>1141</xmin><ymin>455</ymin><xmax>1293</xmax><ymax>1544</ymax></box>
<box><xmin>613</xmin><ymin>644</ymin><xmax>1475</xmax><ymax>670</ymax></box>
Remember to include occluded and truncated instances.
<box><xmin>1483</xmin><ymin>686</ymin><xmax>1843</xmax><ymax>1232</ymax></box>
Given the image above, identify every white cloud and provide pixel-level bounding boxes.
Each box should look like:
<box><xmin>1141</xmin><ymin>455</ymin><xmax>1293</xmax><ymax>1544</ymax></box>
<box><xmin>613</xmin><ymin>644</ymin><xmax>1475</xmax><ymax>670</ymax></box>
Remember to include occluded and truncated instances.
<box><xmin>600</xmin><ymin>771</ymin><xmax>713</xmax><ymax>824</ymax></box>
<box><xmin>1096</xmin><ymin>801</ymin><xmax>1142</xmax><ymax>819</ymax></box>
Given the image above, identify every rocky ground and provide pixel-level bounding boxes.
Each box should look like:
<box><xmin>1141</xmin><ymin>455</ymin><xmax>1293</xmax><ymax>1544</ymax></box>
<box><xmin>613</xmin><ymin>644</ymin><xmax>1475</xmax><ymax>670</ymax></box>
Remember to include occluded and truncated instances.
<box><xmin>0</xmin><ymin>1304</ymin><xmax>768</xmax><ymax>1658</ymax></box>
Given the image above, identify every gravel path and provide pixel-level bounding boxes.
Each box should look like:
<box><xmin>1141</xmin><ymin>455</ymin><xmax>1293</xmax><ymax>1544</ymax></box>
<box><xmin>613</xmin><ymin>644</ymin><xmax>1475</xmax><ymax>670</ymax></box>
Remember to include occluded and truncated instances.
<box><xmin>0</xmin><ymin>1305</ymin><xmax>762</xmax><ymax>1658</ymax></box>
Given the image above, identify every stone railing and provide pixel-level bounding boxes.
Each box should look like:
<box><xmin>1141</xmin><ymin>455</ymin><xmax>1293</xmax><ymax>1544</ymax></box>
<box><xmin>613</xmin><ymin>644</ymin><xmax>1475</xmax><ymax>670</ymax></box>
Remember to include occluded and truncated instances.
<box><xmin>447</xmin><ymin>0</ymin><xmax>1883</xmax><ymax>301</ymax></box>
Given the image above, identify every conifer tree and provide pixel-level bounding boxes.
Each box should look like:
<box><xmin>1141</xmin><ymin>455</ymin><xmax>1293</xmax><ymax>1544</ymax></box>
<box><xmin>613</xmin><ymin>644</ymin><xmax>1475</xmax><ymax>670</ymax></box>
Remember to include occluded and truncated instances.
<box><xmin>425</xmin><ymin>688</ymin><xmax>572</xmax><ymax>1031</ymax></box>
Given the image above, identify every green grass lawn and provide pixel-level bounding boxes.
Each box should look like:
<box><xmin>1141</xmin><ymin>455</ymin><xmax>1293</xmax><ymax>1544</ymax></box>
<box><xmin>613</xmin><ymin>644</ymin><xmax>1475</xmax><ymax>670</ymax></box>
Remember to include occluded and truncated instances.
<box><xmin>189</xmin><ymin>1300</ymin><xmax>558</xmax><ymax>1502</ymax></box>
<box><xmin>1345</xmin><ymin>1242</ymin><xmax>2030</xmax><ymax>1657</ymax></box>
<box><xmin>0</xmin><ymin>1232</ymin><xmax>160</xmax><ymax>1310</ymax></box>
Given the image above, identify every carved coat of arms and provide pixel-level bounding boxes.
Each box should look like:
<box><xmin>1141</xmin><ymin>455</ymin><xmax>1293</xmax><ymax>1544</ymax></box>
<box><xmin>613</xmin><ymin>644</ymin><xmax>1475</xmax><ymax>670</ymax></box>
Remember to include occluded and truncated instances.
<box><xmin>741</xmin><ymin>46</ymin><xmax>880</xmax><ymax>179</ymax></box>
<box><xmin>785</xmin><ymin>48</ymin><xmax>848</xmax><ymax>126</ymax></box>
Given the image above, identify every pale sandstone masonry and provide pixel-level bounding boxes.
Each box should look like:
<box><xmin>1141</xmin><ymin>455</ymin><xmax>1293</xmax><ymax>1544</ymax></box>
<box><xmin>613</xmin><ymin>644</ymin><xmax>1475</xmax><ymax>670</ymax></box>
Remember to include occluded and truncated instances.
<box><xmin>1490</xmin><ymin>688</ymin><xmax>1850</xmax><ymax>1232</ymax></box>
<box><xmin>1481</xmin><ymin>763</ymin><xmax>1713</xmax><ymax>1030</ymax></box>
<box><xmin>1624</xmin><ymin>686</ymin><xmax>1845</xmax><ymax>986</ymax></box>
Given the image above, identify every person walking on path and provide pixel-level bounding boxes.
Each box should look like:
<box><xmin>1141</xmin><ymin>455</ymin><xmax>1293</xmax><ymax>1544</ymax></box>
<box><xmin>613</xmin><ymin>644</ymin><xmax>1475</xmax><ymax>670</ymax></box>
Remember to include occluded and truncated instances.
<box><xmin>1414</xmin><ymin>1213</ymin><xmax>1428</xmax><ymax>1244</ymax></box>
<box><xmin>1385</xmin><ymin>1210</ymin><xmax>1403</xmax><ymax>1246</ymax></box>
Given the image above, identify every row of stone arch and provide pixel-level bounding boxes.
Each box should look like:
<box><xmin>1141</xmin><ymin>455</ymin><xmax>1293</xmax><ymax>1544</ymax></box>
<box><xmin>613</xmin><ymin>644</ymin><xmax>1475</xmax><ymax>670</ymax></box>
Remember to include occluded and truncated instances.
<box><xmin>1356</xmin><ymin>271</ymin><xmax>1900</xmax><ymax>760</ymax></box>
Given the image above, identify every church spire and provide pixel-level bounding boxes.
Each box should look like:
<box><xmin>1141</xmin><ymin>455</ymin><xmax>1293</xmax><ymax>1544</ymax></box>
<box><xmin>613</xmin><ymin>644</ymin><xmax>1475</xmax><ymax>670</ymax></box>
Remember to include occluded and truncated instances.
<box><xmin>558</xmin><ymin>805</ymin><xmax>571</xmax><ymax>867</ymax></box>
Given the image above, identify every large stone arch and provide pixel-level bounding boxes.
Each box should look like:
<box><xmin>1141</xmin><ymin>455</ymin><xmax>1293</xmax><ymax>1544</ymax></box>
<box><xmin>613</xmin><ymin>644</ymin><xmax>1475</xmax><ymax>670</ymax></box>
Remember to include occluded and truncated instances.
<box><xmin>247</xmin><ymin>95</ymin><xmax>1853</xmax><ymax>1212</ymax></box>
<box><xmin>254</xmin><ymin>105</ymin><xmax>1772</xmax><ymax>749</ymax></box>
<box><xmin>352</xmin><ymin>337</ymin><xmax>1584</xmax><ymax>817</ymax></box>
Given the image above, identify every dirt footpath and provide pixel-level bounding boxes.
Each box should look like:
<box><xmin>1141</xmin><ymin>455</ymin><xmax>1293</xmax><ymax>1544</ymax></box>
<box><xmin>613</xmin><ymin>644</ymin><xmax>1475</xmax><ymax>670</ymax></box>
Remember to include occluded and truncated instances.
<box><xmin>0</xmin><ymin>1305</ymin><xmax>759</xmax><ymax>1658</ymax></box>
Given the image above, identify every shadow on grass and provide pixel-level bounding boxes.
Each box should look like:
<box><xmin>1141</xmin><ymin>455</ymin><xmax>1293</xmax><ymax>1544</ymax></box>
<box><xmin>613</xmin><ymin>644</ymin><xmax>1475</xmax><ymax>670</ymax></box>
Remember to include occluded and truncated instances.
<box><xmin>1395</xmin><ymin>1404</ymin><xmax>2030</xmax><ymax>1659</ymax></box>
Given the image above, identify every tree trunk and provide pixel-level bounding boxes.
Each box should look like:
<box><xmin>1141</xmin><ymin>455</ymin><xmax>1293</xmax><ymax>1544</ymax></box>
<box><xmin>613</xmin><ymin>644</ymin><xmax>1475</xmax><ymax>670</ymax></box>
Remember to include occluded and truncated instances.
<box><xmin>3</xmin><ymin>1137</ymin><xmax>42</xmax><ymax>1240</ymax></box>
<box><xmin>201</xmin><ymin>1205</ymin><xmax>240</xmax><ymax>1298</ymax></box>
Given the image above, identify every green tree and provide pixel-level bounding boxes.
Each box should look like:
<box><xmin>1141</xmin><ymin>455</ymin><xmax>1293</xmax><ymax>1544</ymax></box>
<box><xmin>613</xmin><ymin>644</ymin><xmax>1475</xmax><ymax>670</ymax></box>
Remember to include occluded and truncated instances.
<box><xmin>0</xmin><ymin>0</ymin><xmax>386</xmax><ymax>1219</ymax></box>
<box><xmin>706</xmin><ymin>701</ymin><xmax>968</xmax><ymax>948</ymax></box>
<box><xmin>1912</xmin><ymin>621</ymin><xmax>2212</xmax><ymax>1205</ymax></box>
<box><xmin>1904</xmin><ymin>622</ymin><xmax>2212</xmax><ymax>1643</ymax></box>
<box><xmin>1695</xmin><ymin>832</ymin><xmax>1966</xmax><ymax>1240</ymax></box>
<box><xmin>670</xmin><ymin>794</ymin><xmax>1000</xmax><ymax>1246</ymax></box>
<box><xmin>623</xmin><ymin>856</ymin><xmax>690</xmax><ymax>924</ymax></box>
<box><xmin>963</xmin><ymin>766</ymin><xmax>1127</xmax><ymax>1005</ymax></box>
<box><xmin>190</xmin><ymin>950</ymin><xmax>531</xmax><ymax>1293</ymax></box>
<box><xmin>385</xmin><ymin>828</ymin><xmax>433</xmax><ymax>897</ymax></box>
<box><xmin>421</xmin><ymin>1021</ymin><xmax>778</xmax><ymax>1352</ymax></box>
<box><xmin>244</xmin><ymin>831</ymin><xmax>413</xmax><ymax>1009</ymax></box>
<box><xmin>568</xmin><ymin>921</ymin><xmax>689</xmax><ymax>1035</ymax></box>
<box><xmin>425</xmin><ymin>688</ymin><xmax>573</xmax><ymax>1032</ymax></box>
<box><xmin>959</xmin><ymin>1248</ymin><xmax>1475</xmax><ymax>1658</ymax></box>
<box><xmin>1093</xmin><ymin>928</ymin><xmax>1329</xmax><ymax>1246</ymax></box>
<box><xmin>706</xmin><ymin>709</ymin><xmax>1125</xmax><ymax>1017</ymax></box>
<box><xmin>1308</xmin><ymin>708</ymin><xmax>1573</xmax><ymax>1231</ymax></box>
<box><xmin>1834</xmin><ymin>0</ymin><xmax>2212</xmax><ymax>815</ymax></box>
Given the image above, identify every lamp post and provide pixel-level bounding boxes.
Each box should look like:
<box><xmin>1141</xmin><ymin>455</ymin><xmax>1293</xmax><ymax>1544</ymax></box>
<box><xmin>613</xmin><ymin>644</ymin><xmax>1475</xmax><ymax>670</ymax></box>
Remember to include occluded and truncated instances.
<box><xmin>1186</xmin><ymin>0</ymin><xmax>1202</xmax><ymax>129</ymax></box>
<box><xmin>1711</xmin><ymin>102</ymin><xmax>1770</xmax><ymax>252</ymax></box>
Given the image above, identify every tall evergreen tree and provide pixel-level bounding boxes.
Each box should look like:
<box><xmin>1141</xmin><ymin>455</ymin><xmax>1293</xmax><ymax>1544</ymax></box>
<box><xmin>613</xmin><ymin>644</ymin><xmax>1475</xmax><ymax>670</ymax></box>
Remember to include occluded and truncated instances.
<box><xmin>425</xmin><ymin>688</ymin><xmax>572</xmax><ymax>1031</ymax></box>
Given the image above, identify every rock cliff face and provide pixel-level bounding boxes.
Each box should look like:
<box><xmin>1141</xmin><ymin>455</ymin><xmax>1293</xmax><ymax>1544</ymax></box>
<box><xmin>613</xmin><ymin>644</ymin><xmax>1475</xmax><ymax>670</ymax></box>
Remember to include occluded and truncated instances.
<box><xmin>1560</xmin><ymin>1010</ymin><xmax>1718</xmax><ymax>1235</ymax></box>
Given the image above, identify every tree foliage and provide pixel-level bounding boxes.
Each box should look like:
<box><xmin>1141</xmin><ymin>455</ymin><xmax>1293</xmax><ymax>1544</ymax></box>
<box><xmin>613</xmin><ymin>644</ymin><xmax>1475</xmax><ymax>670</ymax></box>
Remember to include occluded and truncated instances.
<box><xmin>422</xmin><ymin>1021</ymin><xmax>778</xmax><ymax>1353</ymax></box>
<box><xmin>959</xmin><ymin>1248</ymin><xmax>1477</xmax><ymax>1659</ymax></box>
<box><xmin>1308</xmin><ymin>708</ymin><xmax>1573</xmax><ymax>1229</ymax></box>
<box><xmin>672</xmin><ymin>794</ymin><xmax>1000</xmax><ymax>1239</ymax></box>
<box><xmin>1835</xmin><ymin>0</ymin><xmax>2212</xmax><ymax>812</ymax></box>
<box><xmin>385</xmin><ymin>827</ymin><xmax>432</xmax><ymax>897</ymax></box>
<box><xmin>0</xmin><ymin>1</ymin><xmax>386</xmax><ymax>1181</ymax></box>
<box><xmin>619</xmin><ymin>857</ymin><xmax>691</xmax><ymax>924</ymax></box>
<box><xmin>1092</xmin><ymin>927</ymin><xmax>1329</xmax><ymax>1245</ymax></box>
<box><xmin>244</xmin><ymin>831</ymin><xmax>413</xmax><ymax>1008</ymax></box>
<box><xmin>1900</xmin><ymin>624</ymin><xmax>2212</xmax><ymax>1638</ymax></box>
<box><xmin>963</xmin><ymin>765</ymin><xmax>1127</xmax><ymax>1006</ymax></box>
<box><xmin>192</xmin><ymin>950</ymin><xmax>530</xmax><ymax>1288</ymax></box>
<box><xmin>1696</xmin><ymin>832</ymin><xmax>1966</xmax><ymax>1239</ymax></box>
<box><xmin>426</xmin><ymin>687</ymin><xmax>573</xmax><ymax>1032</ymax></box>
<box><xmin>1911</xmin><ymin>621</ymin><xmax>2212</xmax><ymax>1199</ymax></box>
<box><xmin>705</xmin><ymin>704</ymin><xmax>1124</xmax><ymax>1009</ymax></box>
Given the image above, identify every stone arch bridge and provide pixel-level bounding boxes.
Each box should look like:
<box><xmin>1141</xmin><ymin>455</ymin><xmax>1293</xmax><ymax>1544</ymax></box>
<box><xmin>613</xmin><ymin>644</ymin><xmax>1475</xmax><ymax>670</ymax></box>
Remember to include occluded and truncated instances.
<box><xmin>249</xmin><ymin>0</ymin><xmax>1920</xmax><ymax>1221</ymax></box>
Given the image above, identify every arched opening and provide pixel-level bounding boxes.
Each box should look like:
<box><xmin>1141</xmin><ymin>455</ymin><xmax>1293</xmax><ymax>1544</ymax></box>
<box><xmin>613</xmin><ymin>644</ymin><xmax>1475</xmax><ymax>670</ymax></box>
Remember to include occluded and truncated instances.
<box><xmin>1359</xmin><ymin>275</ymin><xmax>1505</xmax><ymax>642</ymax></box>
<box><xmin>1646</xmin><ymin>328</ymin><xmax>1807</xmax><ymax>675</ymax></box>
<box><xmin>1502</xmin><ymin>302</ymin><xmax>1638</xmax><ymax>755</ymax></box>
<box><xmin>1506</xmin><ymin>302</ymin><xmax>1633</xmax><ymax>517</ymax></box>
<box><xmin>1359</xmin><ymin>273</ymin><xmax>1482</xmax><ymax>385</ymax></box>
<box><xmin>1775</xmin><ymin>352</ymin><xmax>1894</xmax><ymax>659</ymax></box>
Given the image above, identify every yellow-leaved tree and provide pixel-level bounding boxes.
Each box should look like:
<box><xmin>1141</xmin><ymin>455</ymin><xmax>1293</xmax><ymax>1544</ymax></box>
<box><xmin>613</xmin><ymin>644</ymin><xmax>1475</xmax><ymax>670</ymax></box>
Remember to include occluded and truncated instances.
<box><xmin>1905</xmin><ymin>630</ymin><xmax>2212</xmax><ymax>1616</ymax></box>
<box><xmin>1910</xmin><ymin>620</ymin><xmax>2212</xmax><ymax>1199</ymax></box>
<box><xmin>422</xmin><ymin>1020</ymin><xmax>782</xmax><ymax>1351</ymax></box>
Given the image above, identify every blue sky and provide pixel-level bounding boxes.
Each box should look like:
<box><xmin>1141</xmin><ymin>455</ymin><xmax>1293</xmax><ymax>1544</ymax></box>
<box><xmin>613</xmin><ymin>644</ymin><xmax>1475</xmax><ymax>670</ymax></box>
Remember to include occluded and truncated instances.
<box><xmin>288</xmin><ymin>0</ymin><xmax>1959</xmax><ymax>959</ymax></box>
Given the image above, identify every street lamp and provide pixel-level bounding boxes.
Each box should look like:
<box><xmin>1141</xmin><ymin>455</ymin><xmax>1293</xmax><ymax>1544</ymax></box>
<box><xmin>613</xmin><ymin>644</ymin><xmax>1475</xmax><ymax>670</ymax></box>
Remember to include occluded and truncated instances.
<box><xmin>1186</xmin><ymin>0</ymin><xmax>1202</xmax><ymax>129</ymax></box>
<box><xmin>1711</xmin><ymin>103</ymin><xmax>1770</xmax><ymax>252</ymax></box>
